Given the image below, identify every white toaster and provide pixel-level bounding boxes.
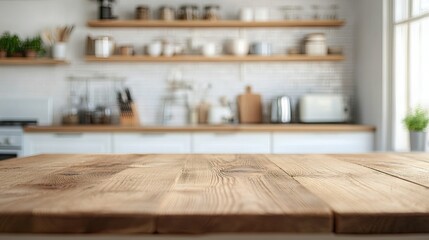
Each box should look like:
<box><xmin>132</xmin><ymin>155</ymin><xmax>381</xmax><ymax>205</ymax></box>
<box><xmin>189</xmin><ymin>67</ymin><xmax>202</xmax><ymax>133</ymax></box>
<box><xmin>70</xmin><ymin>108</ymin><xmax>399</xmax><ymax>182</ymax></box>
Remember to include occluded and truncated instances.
<box><xmin>299</xmin><ymin>94</ymin><xmax>351</xmax><ymax>123</ymax></box>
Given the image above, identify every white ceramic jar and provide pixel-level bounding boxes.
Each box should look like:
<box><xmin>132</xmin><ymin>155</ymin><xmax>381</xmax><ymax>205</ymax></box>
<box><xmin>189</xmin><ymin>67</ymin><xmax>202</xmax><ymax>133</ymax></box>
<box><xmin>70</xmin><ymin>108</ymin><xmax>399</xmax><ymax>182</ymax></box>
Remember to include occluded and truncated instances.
<box><xmin>239</xmin><ymin>8</ymin><xmax>253</xmax><ymax>21</ymax></box>
<box><xmin>227</xmin><ymin>38</ymin><xmax>249</xmax><ymax>56</ymax></box>
<box><xmin>305</xmin><ymin>42</ymin><xmax>327</xmax><ymax>56</ymax></box>
<box><xmin>202</xmin><ymin>42</ymin><xmax>220</xmax><ymax>57</ymax></box>
<box><xmin>95</xmin><ymin>36</ymin><xmax>114</xmax><ymax>58</ymax></box>
<box><xmin>52</xmin><ymin>42</ymin><xmax>67</xmax><ymax>60</ymax></box>
<box><xmin>304</xmin><ymin>33</ymin><xmax>327</xmax><ymax>56</ymax></box>
<box><xmin>254</xmin><ymin>8</ymin><xmax>269</xmax><ymax>21</ymax></box>
<box><xmin>147</xmin><ymin>41</ymin><xmax>163</xmax><ymax>56</ymax></box>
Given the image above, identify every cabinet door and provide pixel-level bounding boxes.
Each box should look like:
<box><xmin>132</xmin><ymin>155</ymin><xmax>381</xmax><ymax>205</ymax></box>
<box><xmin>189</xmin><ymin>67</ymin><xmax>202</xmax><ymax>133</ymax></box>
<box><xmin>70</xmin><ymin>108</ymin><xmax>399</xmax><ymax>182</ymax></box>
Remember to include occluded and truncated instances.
<box><xmin>192</xmin><ymin>133</ymin><xmax>271</xmax><ymax>154</ymax></box>
<box><xmin>272</xmin><ymin>132</ymin><xmax>374</xmax><ymax>154</ymax></box>
<box><xmin>113</xmin><ymin>133</ymin><xmax>192</xmax><ymax>154</ymax></box>
<box><xmin>23</xmin><ymin>133</ymin><xmax>112</xmax><ymax>156</ymax></box>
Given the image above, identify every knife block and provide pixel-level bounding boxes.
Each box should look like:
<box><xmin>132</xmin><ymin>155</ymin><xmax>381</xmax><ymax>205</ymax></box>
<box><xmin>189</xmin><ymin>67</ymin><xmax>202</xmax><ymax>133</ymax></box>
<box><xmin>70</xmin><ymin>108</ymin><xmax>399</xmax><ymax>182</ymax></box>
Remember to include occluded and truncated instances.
<box><xmin>120</xmin><ymin>103</ymin><xmax>140</xmax><ymax>126</ymax></box>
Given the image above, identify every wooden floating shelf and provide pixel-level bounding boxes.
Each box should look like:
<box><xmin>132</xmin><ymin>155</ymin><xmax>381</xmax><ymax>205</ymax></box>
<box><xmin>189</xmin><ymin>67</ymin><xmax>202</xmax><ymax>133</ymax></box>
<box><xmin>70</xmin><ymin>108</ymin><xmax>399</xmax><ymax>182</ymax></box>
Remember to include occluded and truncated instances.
<box><xmin>0</xmin><ymin>58</ymin><xmax>68</xmax><ymax>65</ymax></box>
<box><xmin>87</xmin><ymin>20</ymin><xmax>345</xmax><ymax>28</ymax></box>
<box><xmin>85</xmin><ymin>55</ymin><xmax>345</xmax><ymax>63</ymax></box>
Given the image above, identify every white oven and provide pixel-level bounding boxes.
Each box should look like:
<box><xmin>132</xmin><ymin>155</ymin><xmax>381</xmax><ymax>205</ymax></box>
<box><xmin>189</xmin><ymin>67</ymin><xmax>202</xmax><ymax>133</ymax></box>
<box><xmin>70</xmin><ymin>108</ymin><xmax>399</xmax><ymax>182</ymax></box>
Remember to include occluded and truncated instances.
<box><xmin>0</xmin><ymin>98</ymin><xmax>52</xmax><ymax>161</ymax></box>
<box><xmin>0</xmin><ymin>127</ymin><xmax>23</xmax><ymax>161</ymax></box>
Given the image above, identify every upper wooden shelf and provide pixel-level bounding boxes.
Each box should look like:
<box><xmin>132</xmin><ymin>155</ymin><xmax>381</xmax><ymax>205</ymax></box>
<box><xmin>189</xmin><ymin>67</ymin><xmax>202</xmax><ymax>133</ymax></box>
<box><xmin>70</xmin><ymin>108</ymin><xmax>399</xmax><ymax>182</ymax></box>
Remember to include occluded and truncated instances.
<box><xmin>0</xmin><ymin>58</ymin><xmax>68</xmax><ymax>66</ymax></box>
<box><xmin>87</xmin><ymin>20</ymin><xmax>345</xmax><ymax>28</ymax></box>
<box><xmin>85</xmin><ymin>55</ymin><xmax>345</xmax><ymax>63</ymax></box>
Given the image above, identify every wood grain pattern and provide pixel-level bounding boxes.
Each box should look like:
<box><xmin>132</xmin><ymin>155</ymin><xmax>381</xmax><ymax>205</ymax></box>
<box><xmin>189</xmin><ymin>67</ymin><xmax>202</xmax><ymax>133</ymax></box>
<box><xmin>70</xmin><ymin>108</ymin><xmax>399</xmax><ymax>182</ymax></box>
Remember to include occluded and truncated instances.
<box><xmin>1</xmin><ymin>154</ymin><xmax>429</xmax><ymax>234</ymax></box>
<box><xmin>0</xmin><ymin>154</ymin><xmax>332</xmax><ymax>234</ymax></box>
<box><xmin>24</xmin><ymin>124</ymin><xmax>376</xmax><ymax>133</ymax></box>
<box><xmin>397</xmin><ymin>153</ymin><xmax>429</xmax><ymax>164</ymax></box>
<box><xmin>87</xmin><ymin>20</ymin><xmax>345</xmax><ymax>28</ymax></box>
<box><xmin>0</xmin><ymin>155</ymin><xmax>187</xmax><ymax>233</ymax></box>
<box><xmin>332</xmin><ymin>153</ymin><xmax>429</xmax><ymax>188</ymax></box>
<box><xmin>0</xmin><ymin>58</ymin><xmax>68</xmax><ymax>65</ymax></box>
<box><xmin>156</xmin><ymin>155</ymin><xmax>332</xmax><ymax>233</ymax></box>
<box><xmin>267</xmin><ymin>154</ymin><xmax>429</xmax><ymax>234</ymax></box>
<box><xmin>85</xmin><ymin>55</ymin><xmax>345</xmax><ymax>63</ymax></box>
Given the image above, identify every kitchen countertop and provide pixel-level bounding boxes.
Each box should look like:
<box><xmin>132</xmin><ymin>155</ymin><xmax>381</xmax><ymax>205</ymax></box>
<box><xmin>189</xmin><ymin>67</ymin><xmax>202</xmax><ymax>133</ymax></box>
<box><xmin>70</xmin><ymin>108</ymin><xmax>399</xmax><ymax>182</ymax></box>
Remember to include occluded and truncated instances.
<box><xmin>24</xmin><ymin>124</ymin><xmax>376</xmax><ymax>133</ymax></box>
<box><xmin>0</xmin><ymin>153</ymin><xmax>428</xmax><ymax>235</ymax></box>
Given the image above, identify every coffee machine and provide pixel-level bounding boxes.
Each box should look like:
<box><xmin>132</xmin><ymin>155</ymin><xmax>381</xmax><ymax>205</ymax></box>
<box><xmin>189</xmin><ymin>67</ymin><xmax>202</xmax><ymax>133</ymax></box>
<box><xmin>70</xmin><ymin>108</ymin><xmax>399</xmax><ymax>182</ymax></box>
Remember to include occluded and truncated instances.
<box><xmin>97</xmin><ymin>0</ymin><xmax>117</xmax><ymax>20</ymax></box>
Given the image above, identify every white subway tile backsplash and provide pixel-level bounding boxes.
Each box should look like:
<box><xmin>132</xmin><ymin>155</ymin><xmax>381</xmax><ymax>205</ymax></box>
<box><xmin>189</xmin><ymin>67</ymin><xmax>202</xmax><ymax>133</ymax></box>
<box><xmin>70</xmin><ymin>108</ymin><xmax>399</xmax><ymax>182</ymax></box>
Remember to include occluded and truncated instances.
<box><xmin>0</xmin><ymin>0</ymin><xmax>355</xmax><ymax>124</ymax></box>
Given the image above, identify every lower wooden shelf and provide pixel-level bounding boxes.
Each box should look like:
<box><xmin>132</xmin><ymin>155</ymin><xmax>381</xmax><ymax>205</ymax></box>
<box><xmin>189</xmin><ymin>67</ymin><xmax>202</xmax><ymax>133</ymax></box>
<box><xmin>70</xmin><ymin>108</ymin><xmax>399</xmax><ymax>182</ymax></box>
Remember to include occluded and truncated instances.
<box><xmin>0</xmin><ymin>58</ymin><xmax>68</xmax><ymax>65</ymax></box>
<box><xmin>85</xmin><ymin>55</ymin><xmax>345</xmax><ymax>63</ymax></box>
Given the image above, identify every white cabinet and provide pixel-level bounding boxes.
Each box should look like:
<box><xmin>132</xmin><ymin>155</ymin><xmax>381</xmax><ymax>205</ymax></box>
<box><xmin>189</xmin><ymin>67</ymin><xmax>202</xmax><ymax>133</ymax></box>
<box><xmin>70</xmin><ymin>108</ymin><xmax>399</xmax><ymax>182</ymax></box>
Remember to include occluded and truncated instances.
<box><xmin>192</xmin><ymin>133</ymin><xmax>271</xmax><ymax>154</ymax></box>
<box><xmin>113</xmin><ymin>133</ymin><xmax>192</xmax><ymax>154</ymax></box>
<box><xmin>23</xmin><ymin>133</ymin><xmax>112</xmax><ymax>156</ymax></box>
<box><xmin>23</xmin><ymin>130</ymin><xmax>375</xmax><ymax>155</ymax></box>
<box><xmin>272</xmin><ymin>132</ymin><xmax>374</xmax><ymax>154</ymax></box>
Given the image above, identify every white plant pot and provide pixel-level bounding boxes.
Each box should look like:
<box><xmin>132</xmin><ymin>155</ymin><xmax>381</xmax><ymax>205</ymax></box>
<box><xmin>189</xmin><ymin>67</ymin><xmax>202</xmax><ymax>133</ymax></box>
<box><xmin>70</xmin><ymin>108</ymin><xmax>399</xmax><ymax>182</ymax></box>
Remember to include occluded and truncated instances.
<box><xmin>410</xmin><ymin>131</ymin><xmax>427</xmax><ymax>152</ymax></box>
<box><xmin>52</xmin><ymin>43</ymin><xmax>67</xmax><ymax>60</ymax></box>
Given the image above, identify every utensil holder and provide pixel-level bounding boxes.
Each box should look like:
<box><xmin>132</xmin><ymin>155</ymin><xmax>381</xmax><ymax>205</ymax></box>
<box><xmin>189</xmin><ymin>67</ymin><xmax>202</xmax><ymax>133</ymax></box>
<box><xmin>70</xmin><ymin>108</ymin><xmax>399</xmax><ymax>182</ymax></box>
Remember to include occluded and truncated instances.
<box><xmin>52</xmin><ymin>42</ymin><xmax>67</xmax><ymax>60</ymax></box>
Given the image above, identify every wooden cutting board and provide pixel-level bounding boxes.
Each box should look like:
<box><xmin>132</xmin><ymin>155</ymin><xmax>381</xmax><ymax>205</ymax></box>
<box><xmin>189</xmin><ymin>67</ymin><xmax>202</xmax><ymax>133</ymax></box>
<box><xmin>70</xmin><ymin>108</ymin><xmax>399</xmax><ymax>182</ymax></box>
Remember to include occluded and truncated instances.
<box><xmin>238</xmin><ymin>86</ymin><xmax>263</xmax><ymax>124</ymax></box>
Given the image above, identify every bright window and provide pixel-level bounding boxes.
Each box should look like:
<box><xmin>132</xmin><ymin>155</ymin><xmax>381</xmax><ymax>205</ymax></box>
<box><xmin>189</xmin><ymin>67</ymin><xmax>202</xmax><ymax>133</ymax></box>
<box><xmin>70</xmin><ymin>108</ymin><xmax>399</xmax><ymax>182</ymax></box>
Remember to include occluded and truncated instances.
<box><xmin>393</xmin><ymin>0</ymin><xmax>429</xmax><ymax>151</ymax></box>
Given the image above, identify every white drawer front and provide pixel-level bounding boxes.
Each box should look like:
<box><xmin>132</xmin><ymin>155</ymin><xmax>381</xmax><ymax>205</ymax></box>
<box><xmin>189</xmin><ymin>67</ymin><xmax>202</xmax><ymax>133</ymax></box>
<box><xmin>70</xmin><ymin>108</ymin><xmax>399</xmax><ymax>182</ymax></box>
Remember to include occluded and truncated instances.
<box><xmin>192</xmin><ymin>133</ymin><xmax>271</xmax><ymax>154</ymax></box>
<box><xmin>23</xmin><ymin>133</ymin><xmax>112</xmax><ymax>156</ymax></box>
<box><xmin>272</xmin><ymin>132</ymin><xmax>374</xmax><ymax>154</ymax></box>
<box><xmin>113</xmin><ymin>133</ymin><xmax>192</xmax><ymax>154</ymax></box>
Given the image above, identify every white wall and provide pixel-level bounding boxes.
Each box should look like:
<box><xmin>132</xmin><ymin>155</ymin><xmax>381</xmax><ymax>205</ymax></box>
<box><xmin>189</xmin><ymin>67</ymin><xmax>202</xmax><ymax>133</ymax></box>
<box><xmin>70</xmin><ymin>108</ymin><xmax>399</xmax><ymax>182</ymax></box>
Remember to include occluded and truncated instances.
<box><xmin>0</xmin><ymin>0</ymin><xmax>358</xmax><ymax>125</ymax></box>
<box><xmin>354</xmin><ymin>0</ymin><xmax>387</xmax><ymax>151</ymax></box>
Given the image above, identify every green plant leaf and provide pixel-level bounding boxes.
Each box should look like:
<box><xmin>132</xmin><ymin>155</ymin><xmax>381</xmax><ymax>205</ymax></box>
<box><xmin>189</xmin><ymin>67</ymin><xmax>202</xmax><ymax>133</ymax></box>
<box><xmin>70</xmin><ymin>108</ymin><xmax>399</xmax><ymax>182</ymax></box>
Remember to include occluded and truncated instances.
<box><xmin>403</xmin><ymin>107</ymin><xmax>429</xmax><ymax>132</ymax></box>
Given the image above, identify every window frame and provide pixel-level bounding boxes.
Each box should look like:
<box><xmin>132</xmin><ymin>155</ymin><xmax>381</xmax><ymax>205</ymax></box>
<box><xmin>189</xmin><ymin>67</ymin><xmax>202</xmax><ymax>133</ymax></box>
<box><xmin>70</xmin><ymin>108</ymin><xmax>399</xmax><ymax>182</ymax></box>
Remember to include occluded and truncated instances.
<box><xmin>391</xmin><ymin>0</ymin><xmax>429</xmax><ymax>151</ymax></box>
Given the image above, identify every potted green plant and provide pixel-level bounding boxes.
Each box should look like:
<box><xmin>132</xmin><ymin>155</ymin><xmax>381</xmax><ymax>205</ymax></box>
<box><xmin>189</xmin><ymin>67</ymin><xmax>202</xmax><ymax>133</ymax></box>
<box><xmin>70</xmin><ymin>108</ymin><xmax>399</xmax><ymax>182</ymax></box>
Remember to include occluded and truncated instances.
<box><xmin>7</xmin><ymin>34</ymin><xmax>23</xmax><ymax>57</ymax></box>
<box><xmin>403</xmin><ymin>107</ymin><xmax>429</xmax><ymax>151</ymax></box>
<box><xmin>23</xmin><ymin>36</ymin><xmax>45</xmax><ymax>58</ymax></box>
<box><xmin>0</xmin><ymin>32</ymin><xmax>8</xmax><ymax>58</ymax></box>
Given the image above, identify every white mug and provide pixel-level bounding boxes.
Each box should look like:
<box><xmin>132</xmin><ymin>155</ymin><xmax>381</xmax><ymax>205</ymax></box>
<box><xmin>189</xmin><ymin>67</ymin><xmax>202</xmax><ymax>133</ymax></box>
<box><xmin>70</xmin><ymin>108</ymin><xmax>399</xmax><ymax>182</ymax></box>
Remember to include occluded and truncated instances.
<box><xmin>163</xmin><ymin>43</ymin><xmax>175</xmax><ymax>57</ymax></box>
<box><xmin>147</xmin><ymin>41</ymin><xmax>162</xmax><ymax>56</ymax></box>
<box><xmin>201</xmin><ymin>42</ymin><xmax>220</xmax><ymax>57</ymax></box>
<box><xmin>240</xmin><ymin>8</ymin><xmax>254</xmax><ymax>22</ymax></box>
<box><xmin>186</xmin><ymin>37</ymin><xmax>204</xmax><ymax>53</ymax></box>
<box><xmin>254</xmin><ymin>8</ymin><xmax>269</xmax><ymax>21</ymax></box>
<box><xmin>52</xmin><ymin>42</ymin><xmax>67</xmax><ymax>60</ymax></box>
<box><xmin>227</xmin><ymin>39</ymin><xmax>249</xmax><ymax>56</ymax></box>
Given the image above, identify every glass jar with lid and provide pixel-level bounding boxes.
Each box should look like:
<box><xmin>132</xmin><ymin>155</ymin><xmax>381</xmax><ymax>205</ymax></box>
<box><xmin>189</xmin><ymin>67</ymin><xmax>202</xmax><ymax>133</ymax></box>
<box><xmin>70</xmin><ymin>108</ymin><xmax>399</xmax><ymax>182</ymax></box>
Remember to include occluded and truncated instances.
<box><xmin>178</xmin><ymin>5</ymin><xmax>199</xmax><ymax>20</ymax></box>
<box><xmin>159</xmin><ymin>5</ymin><xmax>175</xmax><ymax>20</ymax></box>
<box><xmin>62</xmin><ymin>106</ymin><xmax>79</xmax><ymax>125</ymax></box>
<box><xmin>203</xmin><ymin>5</ymin><xmax>220</xmax><ymax>20</ymax></box>
<box><xmin>135</xmin><ymin>5</ymin><xmax>150</xmax><ymax>20</ymax></box>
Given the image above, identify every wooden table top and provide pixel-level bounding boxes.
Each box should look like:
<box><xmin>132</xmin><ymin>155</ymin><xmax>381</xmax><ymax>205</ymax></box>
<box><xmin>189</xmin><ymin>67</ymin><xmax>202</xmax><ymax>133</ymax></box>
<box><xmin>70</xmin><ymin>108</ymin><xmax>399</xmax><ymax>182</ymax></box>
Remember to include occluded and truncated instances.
<box><xmin>0</xmin><ymin>154</ymin><xmax>428</xmax><ymax>235</ymax></box>
<box><xmin>24</xmin><ymin>124</ymin><xmax>376</xmax><ymax>133</ymax></box>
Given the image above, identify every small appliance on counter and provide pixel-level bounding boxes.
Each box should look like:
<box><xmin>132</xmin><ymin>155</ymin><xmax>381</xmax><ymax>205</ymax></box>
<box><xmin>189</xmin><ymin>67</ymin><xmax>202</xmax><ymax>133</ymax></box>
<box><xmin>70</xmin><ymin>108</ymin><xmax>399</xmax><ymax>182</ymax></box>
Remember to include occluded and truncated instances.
<box><xmin>299</xmin><ymin>94</ymin><xmax>351</xmax><ymax>123</ymax></box>
<box><xmin>271</xmin><ymin>96</ymin><xmax>292</xmax><ymax>123</ymax></box>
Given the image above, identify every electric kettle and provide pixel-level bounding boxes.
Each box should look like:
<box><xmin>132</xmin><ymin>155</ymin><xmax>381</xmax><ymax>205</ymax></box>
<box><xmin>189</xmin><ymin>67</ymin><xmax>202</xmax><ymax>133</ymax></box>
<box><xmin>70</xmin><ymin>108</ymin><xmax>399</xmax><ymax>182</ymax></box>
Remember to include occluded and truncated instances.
<box><xmin>271</xmin><ymin>96</ymin><xmax>292</xmax><ymax>123</ymax></box>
